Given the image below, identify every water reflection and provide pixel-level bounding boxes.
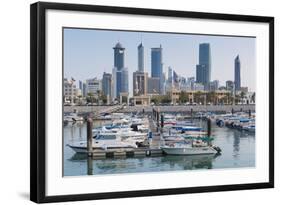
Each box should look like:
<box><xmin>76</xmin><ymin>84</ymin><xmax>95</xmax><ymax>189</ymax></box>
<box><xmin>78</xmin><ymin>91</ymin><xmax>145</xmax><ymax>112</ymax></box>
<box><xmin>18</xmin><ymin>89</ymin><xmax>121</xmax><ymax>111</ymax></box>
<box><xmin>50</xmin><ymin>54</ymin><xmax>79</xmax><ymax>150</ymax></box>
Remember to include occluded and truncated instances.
<box><xmin>64</xmin><ymin>120</ymin><xmax>255</xmax><ymax>176</ymax></box>
<box><xmin>68</xmin><ymin>153</ymin><xmax>219</xmax><ymax>175</ymax></box>
<box><xmin>233</xmin><ymin>131</ymin><xmax>241</xmax><ymax>158</ymax></box>
<box><xmin>161</xmin><ymin>154</ymin><xmax>219</xmax><ymax>170</ymax></box>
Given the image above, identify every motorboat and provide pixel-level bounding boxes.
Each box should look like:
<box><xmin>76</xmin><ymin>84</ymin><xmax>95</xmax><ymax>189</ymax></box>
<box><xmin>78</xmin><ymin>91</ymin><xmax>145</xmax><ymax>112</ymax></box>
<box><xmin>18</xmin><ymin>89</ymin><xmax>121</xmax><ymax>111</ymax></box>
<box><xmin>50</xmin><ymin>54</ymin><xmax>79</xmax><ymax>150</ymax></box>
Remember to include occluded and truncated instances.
<box><xmin>161</xmin><ymin>142</ymin><xmax>220</xmax><ymax>155</ymax></box>
<box><xmin>67</xmin><ymin>132</ymin><xmax>141</xmax><ymax>153</ymax></box>
<box><xmin>172</xmin><ymin>125</ymin><xmax>202</xmax><ymax>132</ymax></box>
<box><xmin>242</xmin><ymin>124</ymin><xmax>255</xmax><ymax>133</ymax></box>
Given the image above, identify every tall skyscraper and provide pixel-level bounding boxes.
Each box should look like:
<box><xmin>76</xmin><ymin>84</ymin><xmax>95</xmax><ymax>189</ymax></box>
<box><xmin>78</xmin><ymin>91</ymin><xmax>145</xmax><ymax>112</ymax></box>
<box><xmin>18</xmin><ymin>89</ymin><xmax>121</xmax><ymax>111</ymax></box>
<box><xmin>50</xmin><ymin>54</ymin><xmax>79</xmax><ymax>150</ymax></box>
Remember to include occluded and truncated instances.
<box><xmin>151</xmin><ymin>45</ymin><xmax>163</xmax><ymax>94</ymax></box>
<box><xmin>82</xmin><ymin>82</ymin><xmax>86</xmax><ymax>97</ymax></box>
<box><xmin>113</xmin><ymin>42</ymin><xmax>125</xmax><ymax>70</ymax></box>
<box><xmin>79</xmin><ymin>80</ymin><xmax>83</xmax><ymax>90</ymax></box>
<box><xmin>121</xmin><ymin>68</ymin><xmax>129</xmax><ymax>94</ymax></box>
<box><xmin>138</xmin><ymin>43</ymin><xmax>144</xmax><ymax>72</ymax></box>
<box><xmin>102</xmin><ymin>72</ymin><xmax>112</xmax><ymax>100</ymax></box>
<box><xmin>196</xmin><ymin>43</ymin><xmax>211</xmax><ymax>90</ymax></box>
<box><xmin>234</xmin><ymin>55</ymin><xmax>241</xmax><ymax>91</ymax></box>
<box><xmin>187</xmin><ymin>77</ymin><xmax>195</xmax><ymax>91</ymax></box>
<box><xmin>168</xmin><ymin>66</ymin><xmax>173</xmax><ymax>83</ymax></box>
<box><xmin>113</xmin><ymin>42</ymin><xmax>128</xmax><ymax>97</ymax></box>
<box><xmin>226</xmin><ymin>80</ymin><xmax>234</xmax><ymax>91</ymax></box>
<box><xmin>147</xmin><ymin>77</ymin><xmax>160</xmax><ymax>94</ymax></box>
<box><xmin>209</xmin><ymin>80</ymin><xmax>219</xmax><ymax>91</ymax></box>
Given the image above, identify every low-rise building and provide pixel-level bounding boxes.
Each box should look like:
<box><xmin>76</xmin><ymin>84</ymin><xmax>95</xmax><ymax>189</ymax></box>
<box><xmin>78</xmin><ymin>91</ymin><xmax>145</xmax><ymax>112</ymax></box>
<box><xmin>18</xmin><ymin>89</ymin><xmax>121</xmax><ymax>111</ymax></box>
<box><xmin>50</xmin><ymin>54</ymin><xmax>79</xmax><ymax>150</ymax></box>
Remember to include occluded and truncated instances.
<box><xmin>64</xmin><ymin>78</ymin><xmax>77</xmax><ymax>103</ymax></box>
<box><xmin>86</xmin><ymin>78</ymin><xmax>102</xmax><ymax>96</ymax></box>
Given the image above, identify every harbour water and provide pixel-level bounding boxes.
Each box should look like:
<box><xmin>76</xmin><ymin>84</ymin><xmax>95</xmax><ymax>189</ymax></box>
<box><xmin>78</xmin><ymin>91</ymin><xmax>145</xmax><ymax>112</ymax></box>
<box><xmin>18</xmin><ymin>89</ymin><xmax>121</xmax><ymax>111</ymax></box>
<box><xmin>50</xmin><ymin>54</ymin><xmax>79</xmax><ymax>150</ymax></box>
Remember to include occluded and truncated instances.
<box><xmin>63</xmin><ymin>119</ymin><xmax>255</xmax><ymax>176</ymax></box>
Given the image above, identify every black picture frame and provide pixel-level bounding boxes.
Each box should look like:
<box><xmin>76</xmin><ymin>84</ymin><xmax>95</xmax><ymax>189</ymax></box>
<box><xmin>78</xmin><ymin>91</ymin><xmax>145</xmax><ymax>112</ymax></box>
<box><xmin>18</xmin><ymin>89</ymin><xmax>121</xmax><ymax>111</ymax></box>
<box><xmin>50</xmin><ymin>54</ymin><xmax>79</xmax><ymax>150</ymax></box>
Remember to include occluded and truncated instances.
<box><xmin>30</xmin><ymin>1</ymin><xmax>274</xmax><ymax>203</ymax></box>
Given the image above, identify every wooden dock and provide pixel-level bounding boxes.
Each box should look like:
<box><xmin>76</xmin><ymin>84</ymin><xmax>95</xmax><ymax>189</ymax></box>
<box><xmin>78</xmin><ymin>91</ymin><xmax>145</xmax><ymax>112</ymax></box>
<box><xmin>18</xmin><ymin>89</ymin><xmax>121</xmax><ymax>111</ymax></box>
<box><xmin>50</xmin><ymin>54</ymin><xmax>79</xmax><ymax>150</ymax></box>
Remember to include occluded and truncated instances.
<box><xmin>85</xmin><ymin>113</ymin><xmax>164</xmax><ymax>159</ymax></box>
<box><xmin>88</xmin><ymin>147</ymin><xmax>164</xmax><ymax>159</ymax></box>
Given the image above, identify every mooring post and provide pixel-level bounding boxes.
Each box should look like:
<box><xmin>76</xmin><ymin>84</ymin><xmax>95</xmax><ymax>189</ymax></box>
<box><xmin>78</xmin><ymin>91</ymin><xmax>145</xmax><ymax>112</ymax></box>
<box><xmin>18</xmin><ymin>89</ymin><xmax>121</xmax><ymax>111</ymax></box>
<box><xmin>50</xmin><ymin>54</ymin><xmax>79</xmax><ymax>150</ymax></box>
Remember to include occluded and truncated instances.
<box><xmin>231</xmin><ymin>108</ymin><xmax>234</xmax><ymax>115</ymax></box>
<box><xmin>87</xmin><ymin>156</ymin><xmax>93</xmax><ymax>175</ymax></box>
<box><xmin>87</xmin><ymin>117</ymin><xmax>93</xmax><ymax>157</ymax></box>
<box><xmin>160</xmin><ymin>114</ymin><xmax>164</xmax><ymax>128</ymax></box>
<box><xmin>207</xmin><ymin>118</ymin><xmax>211</xmax><ymax>136</ymax></box>
<box><xmin>160</xmin><ymin>114</ymin><xmax>164</xmax><ymax>133</ymax></box>
<box><xmin>157</xmin><ymin>108</ymin><xmax>160</xmax><ymax>130</ymax></box>
<box><xmin>249</xmin><ymin>109</ymin><xmax>251</xmax><ymax>117</ymax></box>
<box><xmin>191</xmin><ymin>108</ymin><xmax>193</xmax><ymax>122</ymax></box>
<box><xmin>207</xmin><ymin>118</ymin><xmax>212</xmax><ymax>146</ymax></box>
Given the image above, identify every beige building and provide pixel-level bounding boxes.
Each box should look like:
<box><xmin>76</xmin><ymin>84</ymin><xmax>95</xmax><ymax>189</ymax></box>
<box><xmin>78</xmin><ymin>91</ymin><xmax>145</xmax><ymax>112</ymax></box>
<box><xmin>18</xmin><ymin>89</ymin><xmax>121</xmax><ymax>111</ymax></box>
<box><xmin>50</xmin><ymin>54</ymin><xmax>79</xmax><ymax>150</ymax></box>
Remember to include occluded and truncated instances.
<box><xmin>64</xmin><ymin>78</ymin><xmax>77</xmax><ymax>103</ymax></box>
<box><xmin>133</xmin><ymin>71</ymin><xmax>148</xmax><ymax>96</ymax></box>
<box><xmin>168</xmin><ymin>90</ymin><xmax>231</xmax><ymax>105</ymax></box>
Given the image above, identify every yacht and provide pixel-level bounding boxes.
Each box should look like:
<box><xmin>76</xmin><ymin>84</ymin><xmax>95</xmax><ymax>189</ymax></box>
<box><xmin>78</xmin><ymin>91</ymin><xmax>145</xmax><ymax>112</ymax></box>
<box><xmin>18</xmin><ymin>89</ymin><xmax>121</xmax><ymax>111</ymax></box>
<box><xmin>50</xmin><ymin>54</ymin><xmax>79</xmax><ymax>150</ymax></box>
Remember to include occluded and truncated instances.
<box><xmin>67</xmin><ymin>133</ymin><xmax>137</xmax><ymax>153</ymax></box>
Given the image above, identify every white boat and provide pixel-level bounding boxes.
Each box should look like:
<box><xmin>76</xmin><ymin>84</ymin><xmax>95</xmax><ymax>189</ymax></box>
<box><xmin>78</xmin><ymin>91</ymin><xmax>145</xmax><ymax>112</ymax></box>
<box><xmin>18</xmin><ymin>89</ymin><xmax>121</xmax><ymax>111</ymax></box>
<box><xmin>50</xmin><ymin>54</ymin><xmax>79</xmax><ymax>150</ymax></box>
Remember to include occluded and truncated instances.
<box><xmin>92</xmin><ymin>125</ymin><xmax>132</xmax><ymax>135</ymax></box>
<box><xmin>163</xmin><ymin>135</ymin><xmax>186</xmax><ymax>142</ymax></box>
<box><xmin>184</xmin><ymin>131</ymin><xmax>208</xmax><ymax>136</ymax></box>
<box><xmin>67</xmin><ymin>133</ymin><xmax>138</xmax><ymax>153</ymax></box>
<box><xmin>137</xmin><ymin>124</ymin><xmax>149</xmax><ymax>132</ymax></box>
<box><xmin>115</xmin><ymin>129</ymin><xmax>147</xmax><ymax>142</ymax></box>
<box><xmin>161</xmin><ymin>142</ymin><xmax>219</xmax><ymax>155</ymax></box>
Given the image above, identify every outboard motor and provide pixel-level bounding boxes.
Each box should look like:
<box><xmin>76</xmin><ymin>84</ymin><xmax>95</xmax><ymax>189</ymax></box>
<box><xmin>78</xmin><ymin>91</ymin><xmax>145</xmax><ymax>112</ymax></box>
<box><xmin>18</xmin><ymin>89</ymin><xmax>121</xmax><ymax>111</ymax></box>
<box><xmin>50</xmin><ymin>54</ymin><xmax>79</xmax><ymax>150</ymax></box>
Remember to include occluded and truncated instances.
<box><xmin>130</xmin><ymin>124</ymin><xmax>138</xmax><ymax>131</ymax></box>
<box><xmin>216</xmin><ymin>119</ymin><xmax>224</xmax><ymax>127</ymax></box>
<box><xmin>213</xmin><ymin>145</ymin><xmax>222</xmax><ymax>153</ymax></box>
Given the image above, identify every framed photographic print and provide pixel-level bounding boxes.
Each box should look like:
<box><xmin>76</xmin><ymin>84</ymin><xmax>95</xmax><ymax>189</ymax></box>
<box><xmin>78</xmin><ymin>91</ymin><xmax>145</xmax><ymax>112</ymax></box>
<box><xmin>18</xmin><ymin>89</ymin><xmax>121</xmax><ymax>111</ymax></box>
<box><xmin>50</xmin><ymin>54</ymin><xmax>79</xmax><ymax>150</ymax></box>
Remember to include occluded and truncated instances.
<box><xmin>30</xmin><ymin>2</ymin><xmax>274</xmax><ymax>203</ymax></box>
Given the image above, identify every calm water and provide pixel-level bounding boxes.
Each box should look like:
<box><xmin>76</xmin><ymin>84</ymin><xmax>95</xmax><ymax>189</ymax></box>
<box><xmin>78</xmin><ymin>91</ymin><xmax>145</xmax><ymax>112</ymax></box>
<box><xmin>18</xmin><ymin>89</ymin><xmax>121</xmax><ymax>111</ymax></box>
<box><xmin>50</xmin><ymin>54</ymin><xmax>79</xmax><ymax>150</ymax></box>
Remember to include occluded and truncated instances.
<box><xmin>63</xmin><ymin>120</ymin><xmax>255</xmax><ymax>176</ymax></box>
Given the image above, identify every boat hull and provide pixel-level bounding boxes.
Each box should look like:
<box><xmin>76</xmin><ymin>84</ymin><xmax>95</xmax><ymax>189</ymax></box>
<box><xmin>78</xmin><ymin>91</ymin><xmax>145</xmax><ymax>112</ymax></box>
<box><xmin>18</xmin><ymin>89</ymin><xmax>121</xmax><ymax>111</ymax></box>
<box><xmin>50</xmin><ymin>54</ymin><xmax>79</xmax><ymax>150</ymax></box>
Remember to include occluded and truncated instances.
<box><xmin>162</xmin><ymin>146</ymin><xmax>217</xmax><ymax>155</ymax></box>
<box><xmin>67</xmin><ymin>144</ymin><xmax>136</xmax><ymax>153</ymax></box>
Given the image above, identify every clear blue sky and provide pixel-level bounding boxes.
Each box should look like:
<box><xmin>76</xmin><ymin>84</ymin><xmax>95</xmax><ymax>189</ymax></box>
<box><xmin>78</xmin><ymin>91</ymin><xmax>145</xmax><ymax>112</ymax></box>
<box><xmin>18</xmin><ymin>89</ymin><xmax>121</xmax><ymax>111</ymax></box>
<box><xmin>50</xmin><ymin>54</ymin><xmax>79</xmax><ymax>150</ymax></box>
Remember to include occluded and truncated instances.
<box><xmin>64</xmin><ymin>28</ymin><xmax>256</xmax><ymax>93</ymax></box>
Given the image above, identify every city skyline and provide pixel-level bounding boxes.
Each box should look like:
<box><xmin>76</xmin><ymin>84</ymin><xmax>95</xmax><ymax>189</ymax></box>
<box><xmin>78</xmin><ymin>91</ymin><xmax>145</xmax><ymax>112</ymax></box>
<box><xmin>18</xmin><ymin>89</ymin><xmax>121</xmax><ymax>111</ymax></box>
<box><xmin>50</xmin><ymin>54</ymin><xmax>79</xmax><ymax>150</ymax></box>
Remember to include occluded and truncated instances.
<box><xmin>64</xmin><ymin>28</ymin><xmax>256</xmax><ymax>94</ymax></box>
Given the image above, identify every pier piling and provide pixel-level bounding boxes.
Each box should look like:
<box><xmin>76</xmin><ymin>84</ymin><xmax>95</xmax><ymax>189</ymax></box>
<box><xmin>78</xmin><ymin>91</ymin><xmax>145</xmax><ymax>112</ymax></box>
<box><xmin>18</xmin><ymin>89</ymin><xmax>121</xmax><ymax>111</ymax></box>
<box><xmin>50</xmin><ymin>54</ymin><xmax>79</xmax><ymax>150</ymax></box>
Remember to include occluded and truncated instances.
<box><xmin>87</xmin><ymin>117</ymin><xmax>93</xmax><ymax>157</ymax></box>
<box><xmin>207</xmin><ymin>118</ymin><xmax>212</xmax><ymax>146</ymax></box>
<box><xmin>161</xmin><ymin>114</ymin><xmax>164</xmax><ymax>128</ymax></box>
<box><xmin>87</xmin><ymin>157</ymin><xmax>93</xmax><ymax>175</ymax></box>
<box><xmin>207</xmin><ymin>118</ymin><xmax>212</xmax><ymax>137</ymax></box>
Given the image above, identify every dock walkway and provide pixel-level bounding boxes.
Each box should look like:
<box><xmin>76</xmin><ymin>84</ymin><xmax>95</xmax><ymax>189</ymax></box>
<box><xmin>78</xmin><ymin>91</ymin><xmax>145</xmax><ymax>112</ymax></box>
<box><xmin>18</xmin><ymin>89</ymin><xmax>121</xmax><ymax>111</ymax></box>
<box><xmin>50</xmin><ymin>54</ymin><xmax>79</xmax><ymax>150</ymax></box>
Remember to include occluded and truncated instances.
<box><xmin>88</xmin><ymin>147</ymin><xmax>164</xmax><ymax>159</ymax></box>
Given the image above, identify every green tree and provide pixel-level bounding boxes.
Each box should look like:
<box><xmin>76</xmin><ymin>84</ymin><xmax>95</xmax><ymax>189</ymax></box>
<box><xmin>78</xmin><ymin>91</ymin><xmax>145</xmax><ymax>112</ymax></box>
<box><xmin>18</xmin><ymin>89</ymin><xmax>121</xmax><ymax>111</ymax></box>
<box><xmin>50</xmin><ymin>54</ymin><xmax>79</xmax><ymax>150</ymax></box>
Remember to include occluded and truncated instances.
<box><xmin>207</xmin><ymin>91</ymin><xmax>216</xmax><ymax>105</ymax></box>
<box><xmin>87</xmin><ymin>92</ymin><xmax>94</xmax><ymax>103</ymax></box>
<box><xmin>161</xmin><ymin>94</ymin><xmax>171</xmax><ymax>104</ymax></box>
<box><xmin>179</xmin><ymin>91</ymin><xmax>188</xmax><ymax>103</ymax></box>
<box><xmin>151</xmin><ymin>96</ymin><xmax>159</xmax><ymax>105</ymax></box>
<box><xmin>240</xmin><ymin>91</ymin><xmax>246</xmax><ymax>104</ymax></box>
<box><xmin>251</xmin><ymin>92</ymin><xmax>255</xmax><ymax>104</ymax></box>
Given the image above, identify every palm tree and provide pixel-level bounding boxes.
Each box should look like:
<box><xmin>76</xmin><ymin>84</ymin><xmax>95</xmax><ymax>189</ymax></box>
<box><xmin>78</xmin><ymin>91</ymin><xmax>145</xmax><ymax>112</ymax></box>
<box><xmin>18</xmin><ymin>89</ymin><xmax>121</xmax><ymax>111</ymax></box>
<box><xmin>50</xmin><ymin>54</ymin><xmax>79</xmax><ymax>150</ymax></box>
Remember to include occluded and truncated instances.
<box><xmin>87</xmin><ymin>92</ymin><xmax>94</xmax><ymax>103</ymax></box>
<box><xmin>240</xmin><ymin>91</ymin><xmax>246</xmax><ymax>104</ymax></box>
<box><xmin>251</xmin><ymin>92</ymin><xmax>256</xmax><ymax>104</ymax></box>
<box><xmin>96</xmin><ymin>90</ymin><xmax>101</xmax><ymax>105</ymax></box>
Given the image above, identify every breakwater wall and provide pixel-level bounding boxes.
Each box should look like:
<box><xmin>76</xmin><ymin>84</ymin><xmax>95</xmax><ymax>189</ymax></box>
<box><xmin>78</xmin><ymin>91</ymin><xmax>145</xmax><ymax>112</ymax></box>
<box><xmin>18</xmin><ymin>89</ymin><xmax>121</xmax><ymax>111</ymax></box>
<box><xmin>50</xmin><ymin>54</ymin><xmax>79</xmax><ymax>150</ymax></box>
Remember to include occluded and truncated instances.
<box><xmin>64</xmin><ymin>105</ymin><xmax>255</xmax><ymax>114</ymax></box>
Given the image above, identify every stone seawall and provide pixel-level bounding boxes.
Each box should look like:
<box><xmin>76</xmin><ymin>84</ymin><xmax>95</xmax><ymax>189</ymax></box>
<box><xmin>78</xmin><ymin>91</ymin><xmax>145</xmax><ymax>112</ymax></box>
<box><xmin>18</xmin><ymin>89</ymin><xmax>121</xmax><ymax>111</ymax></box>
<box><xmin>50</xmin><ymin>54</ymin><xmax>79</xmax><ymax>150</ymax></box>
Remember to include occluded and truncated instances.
<box><xmin>64</xmin><ymin>105</ymin><xmax>255</xmax><ymax>114</ymax></box>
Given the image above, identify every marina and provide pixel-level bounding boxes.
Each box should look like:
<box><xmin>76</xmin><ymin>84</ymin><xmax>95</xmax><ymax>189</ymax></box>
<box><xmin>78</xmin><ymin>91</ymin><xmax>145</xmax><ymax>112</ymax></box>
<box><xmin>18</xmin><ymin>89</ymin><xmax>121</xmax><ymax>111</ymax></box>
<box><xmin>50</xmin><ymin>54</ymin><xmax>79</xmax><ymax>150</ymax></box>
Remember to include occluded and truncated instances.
<box><xmin>64</xmin><ymin>106</ymin><xmax>255</xmax><ymax>176</ymax></box>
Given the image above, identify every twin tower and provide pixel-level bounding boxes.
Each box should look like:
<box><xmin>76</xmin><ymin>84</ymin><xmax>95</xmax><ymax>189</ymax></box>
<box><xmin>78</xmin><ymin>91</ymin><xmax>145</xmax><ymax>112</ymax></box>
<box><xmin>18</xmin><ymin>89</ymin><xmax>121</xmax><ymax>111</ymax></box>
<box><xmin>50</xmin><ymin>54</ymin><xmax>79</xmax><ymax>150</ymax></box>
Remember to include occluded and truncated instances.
<box><xmin>112</xmin><ymin>42</ymin><xmax>164</xmax><ymax>99</ymax></box>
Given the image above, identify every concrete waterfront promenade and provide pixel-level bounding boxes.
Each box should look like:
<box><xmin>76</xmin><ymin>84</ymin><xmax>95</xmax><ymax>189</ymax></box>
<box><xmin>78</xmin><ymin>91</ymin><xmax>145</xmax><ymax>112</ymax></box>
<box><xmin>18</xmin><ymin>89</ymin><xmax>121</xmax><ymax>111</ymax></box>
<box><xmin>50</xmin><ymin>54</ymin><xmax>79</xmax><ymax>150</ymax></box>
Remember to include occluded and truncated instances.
<box><xmin>64</xmin><ymin>104</ymin><xmax>255</xmax><ymax>114</ymax></box>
